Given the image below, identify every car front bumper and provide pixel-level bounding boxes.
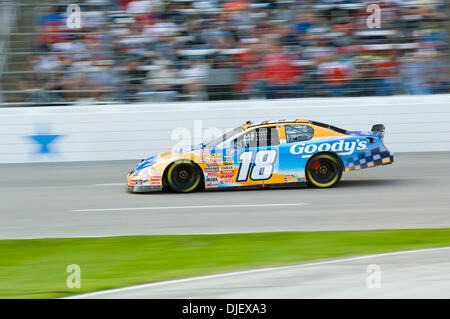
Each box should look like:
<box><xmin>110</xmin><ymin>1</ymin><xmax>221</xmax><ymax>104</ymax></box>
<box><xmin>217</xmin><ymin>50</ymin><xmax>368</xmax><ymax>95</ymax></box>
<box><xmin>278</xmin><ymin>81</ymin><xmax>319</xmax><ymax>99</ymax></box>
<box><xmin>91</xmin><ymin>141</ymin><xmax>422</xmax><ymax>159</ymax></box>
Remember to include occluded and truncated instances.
<box><xmin>127</xmin><ymin>185</ymin><xmax>162</xmax><ymax>193</ymax></box>
<box><xmin>127</xmin><ymin>172</ymin><xmax>162</xmax><ymax>193</ymax></box>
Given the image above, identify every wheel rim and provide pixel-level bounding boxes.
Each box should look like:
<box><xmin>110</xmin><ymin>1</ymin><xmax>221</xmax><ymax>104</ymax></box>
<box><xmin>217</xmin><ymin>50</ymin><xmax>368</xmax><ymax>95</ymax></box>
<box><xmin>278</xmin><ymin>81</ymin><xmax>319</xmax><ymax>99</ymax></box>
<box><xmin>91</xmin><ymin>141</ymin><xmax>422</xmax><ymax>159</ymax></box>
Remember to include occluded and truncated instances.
<box><xmin>308</xmin><ymin>156</ymin><xmax>339</xmax><ymax>186</ymax></box>
<box><xmin>173</xmin><ymin>164</ymin><xmax>194</xmax><ymax>185</ymax></box>
<box><xmin>168</xmin><ymin>162</ymin><xmax>201</xmax><ymax>192</ymax></box>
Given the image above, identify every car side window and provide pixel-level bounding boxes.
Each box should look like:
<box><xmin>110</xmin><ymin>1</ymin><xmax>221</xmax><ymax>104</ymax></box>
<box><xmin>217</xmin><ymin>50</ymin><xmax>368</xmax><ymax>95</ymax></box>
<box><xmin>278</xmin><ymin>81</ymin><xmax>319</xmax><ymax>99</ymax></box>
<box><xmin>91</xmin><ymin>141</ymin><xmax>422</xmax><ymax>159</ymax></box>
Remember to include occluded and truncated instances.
<box><xmin>234</xmin><ymin>127</ymin><xmax>279</xmax><ymax>148</ymax></box>
<box><xmin>285</xmin><ymin>125</ymin><xmax>314</xmax><ymax>143</ymax></box>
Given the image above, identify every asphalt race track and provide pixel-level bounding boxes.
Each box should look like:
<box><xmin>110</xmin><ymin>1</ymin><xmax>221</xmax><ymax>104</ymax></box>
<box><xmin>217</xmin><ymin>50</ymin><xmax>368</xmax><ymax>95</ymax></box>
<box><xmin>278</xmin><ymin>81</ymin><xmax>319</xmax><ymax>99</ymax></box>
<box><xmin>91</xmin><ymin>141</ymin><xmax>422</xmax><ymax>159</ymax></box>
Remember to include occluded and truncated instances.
<box><xmin>69</xmin><ymin>247</ymin><xmax>450</xmax><ymax>299</ymax></box>
<box><xmin>0</xmin><ymin>152</ymin><xmax>449</xmax><ymax>239</ymax></box>
<box><xmin>2</xmin><ymin>152</ymin><xmax>450</xmax><ymax>299</ymax></box>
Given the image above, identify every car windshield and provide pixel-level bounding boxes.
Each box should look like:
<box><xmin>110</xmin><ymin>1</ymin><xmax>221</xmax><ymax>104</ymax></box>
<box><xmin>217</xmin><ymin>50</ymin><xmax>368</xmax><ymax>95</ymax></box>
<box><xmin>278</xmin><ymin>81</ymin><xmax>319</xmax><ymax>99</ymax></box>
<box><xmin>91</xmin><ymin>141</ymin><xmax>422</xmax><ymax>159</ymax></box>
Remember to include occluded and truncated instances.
<box><xmin>204</xmin><ymin>126</ymin><xmax>244</xmax><ymax>148</ymax></box>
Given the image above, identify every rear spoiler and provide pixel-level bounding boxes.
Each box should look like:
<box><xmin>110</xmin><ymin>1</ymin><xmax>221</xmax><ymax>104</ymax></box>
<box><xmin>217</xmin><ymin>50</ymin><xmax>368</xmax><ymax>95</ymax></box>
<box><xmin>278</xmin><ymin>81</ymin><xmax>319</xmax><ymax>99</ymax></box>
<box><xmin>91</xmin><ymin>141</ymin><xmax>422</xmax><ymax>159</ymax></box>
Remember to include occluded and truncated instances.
<box><xmin>371</xmin><ymin>124</ymin><xmax>385</xmax><ymax>139</ymax></box>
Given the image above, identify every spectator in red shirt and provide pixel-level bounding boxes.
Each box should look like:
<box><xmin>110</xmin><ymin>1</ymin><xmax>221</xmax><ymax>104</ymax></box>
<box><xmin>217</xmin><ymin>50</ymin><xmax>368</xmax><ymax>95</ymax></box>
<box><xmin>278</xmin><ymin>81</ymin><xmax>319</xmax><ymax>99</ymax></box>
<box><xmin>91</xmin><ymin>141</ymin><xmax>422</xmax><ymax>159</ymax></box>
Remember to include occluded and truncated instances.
<box><xmin>316</xmin><ymin>48</ymin><xmax>357</xmax><ymax>97</ymax></box>
<box><xmin>262</xmin><ymin>59</ymin><xmax>305</xmax><ymax>99</ymax></box>
<box><xmin>232</xmin><ymin>44</ymin><xmax>265</xmax><ymax>98</ymax></box>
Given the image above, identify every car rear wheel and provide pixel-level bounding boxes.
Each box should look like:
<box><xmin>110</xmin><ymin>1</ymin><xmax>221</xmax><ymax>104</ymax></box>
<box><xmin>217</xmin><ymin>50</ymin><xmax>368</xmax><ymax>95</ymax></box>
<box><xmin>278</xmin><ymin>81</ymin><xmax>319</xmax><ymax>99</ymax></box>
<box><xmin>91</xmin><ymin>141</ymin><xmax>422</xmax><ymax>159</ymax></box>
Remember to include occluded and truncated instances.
<box><xmin>167</xmin><ymin>161</ymin><xmax>202</xmax><ymax>193</ymax></box>
<box><xmin>306</xmin><ymin>154</ymin><xmax>342</xmax><ymax>188</ymax></box>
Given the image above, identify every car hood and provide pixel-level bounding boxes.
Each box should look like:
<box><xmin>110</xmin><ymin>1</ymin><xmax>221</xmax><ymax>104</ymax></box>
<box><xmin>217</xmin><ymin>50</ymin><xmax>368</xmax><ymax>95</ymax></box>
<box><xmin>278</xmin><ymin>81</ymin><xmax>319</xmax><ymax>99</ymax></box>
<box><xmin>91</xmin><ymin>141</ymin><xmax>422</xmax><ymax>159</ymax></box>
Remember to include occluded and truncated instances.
<box><xmin>135</xmin><ymin>143</ymin><xmax>205</xmax><ymax>170</ymax></box>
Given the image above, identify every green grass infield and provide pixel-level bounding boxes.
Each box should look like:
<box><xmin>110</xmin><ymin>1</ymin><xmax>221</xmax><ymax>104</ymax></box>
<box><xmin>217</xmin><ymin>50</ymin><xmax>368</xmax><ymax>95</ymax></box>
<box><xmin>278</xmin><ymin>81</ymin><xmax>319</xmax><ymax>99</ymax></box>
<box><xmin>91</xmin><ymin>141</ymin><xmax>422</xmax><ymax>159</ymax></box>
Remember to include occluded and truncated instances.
<box><xmin>1</xmin><ymin>228</ymin><xmax>450</xmax><ymax>298</ymax></box>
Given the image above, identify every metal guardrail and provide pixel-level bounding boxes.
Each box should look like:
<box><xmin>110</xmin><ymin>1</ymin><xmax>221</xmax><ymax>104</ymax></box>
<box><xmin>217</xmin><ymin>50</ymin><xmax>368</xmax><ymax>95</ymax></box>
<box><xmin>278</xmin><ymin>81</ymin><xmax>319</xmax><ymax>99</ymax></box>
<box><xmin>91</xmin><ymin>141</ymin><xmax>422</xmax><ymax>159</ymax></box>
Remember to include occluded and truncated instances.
<box><xmin>1</xmin><ymin>95</ymin><xmax>450</xmax><ymax>162</ymax></box>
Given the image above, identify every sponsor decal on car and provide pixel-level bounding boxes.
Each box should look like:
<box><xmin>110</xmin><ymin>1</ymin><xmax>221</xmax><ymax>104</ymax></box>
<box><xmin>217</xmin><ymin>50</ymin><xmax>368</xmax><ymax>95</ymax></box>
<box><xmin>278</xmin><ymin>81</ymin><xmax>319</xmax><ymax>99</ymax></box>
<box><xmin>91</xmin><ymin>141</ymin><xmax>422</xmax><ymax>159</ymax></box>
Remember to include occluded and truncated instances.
<box><xmin>208</xmin><ymin>152</ymin><xmax>223</xmax><ymax>164</ymax></box>
<box><xmin>283</xmin><ymin>174</ymin><xmax>298</xmax><ymax>183</ymax></box>
<box><xmin>205</xmin><ymin>167</ymin><xmax>219</xmax><ymax>173</ymax></box>
<box><xmin>135</xmin><ymin>178</ymin><xmax>149</xmax><ymax>185</ymax></box>
<box><xmin>220</xmin><ymin>172</ymin><xmax>235</xmax><ymax>179</ymax></box>
<box><xmin>205</xmin><ymin>175</ymin><xmax>219</xmax><ymax>187</ymax></box>
<box><xmin>220</xmin><ymin>165</ymin><xmax>234</xmax><ymax>171</ymax></box>
<box><xmin>206</xmin><ymin>182</ymin><xmax>218</xmax><ymax>188</ymax></box>
<box><xmin>207</xmin><ymin>172</ymin><xmax>219</xmax><ymax>177</ymax></box>
<box><xmin>225</xmin><ymin>148</ymin><xmax>237</xmax><ymax>155</ymax></box>
<box><xmin>199</xmin><ymin>149</ymin><xmax>210</xmax><ymax>163</ymax></box>
<box><xmin>289</xmin><ymin>139</ymin><xmax>368</xmax><ymax>158</ymax></box>
<box><xmin>220</xmin><ymin>178</ymin><xmax>235</xmax><ymax>184</ymax></box>
<box><xmin>223</xmin><ymin>155</ymin><xmax>234</xmax><ymax>164</ymax></box>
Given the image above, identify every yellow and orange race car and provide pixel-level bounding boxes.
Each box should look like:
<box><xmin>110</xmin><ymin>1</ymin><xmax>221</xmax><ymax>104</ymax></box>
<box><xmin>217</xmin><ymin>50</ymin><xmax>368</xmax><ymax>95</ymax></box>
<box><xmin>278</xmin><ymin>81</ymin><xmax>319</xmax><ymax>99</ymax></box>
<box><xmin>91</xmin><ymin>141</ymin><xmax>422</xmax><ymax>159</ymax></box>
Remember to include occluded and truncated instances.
<box><xmin>127</xmin><ymin>119</ymin><xmax>394</xmax><ymax>193</ymax></box>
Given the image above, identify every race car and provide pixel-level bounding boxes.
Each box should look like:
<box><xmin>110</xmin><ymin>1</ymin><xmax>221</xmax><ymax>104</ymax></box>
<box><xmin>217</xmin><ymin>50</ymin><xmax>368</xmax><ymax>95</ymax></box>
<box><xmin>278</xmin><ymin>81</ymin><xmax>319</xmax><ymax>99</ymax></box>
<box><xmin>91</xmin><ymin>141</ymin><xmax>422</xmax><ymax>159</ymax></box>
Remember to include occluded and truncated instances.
<box><xmin>127</xmin><ymin>119</ymin><xmax>394</xmax><ymax>193</ymax></box>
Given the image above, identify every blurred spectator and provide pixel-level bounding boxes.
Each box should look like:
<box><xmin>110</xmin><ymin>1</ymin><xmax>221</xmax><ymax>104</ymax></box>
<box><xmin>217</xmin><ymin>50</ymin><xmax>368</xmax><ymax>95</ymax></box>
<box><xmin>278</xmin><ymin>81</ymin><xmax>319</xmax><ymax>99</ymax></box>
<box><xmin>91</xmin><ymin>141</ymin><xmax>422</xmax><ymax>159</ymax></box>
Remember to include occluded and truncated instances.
<box><xmin>120</xmin><ymin>60</ymin><xmax>148</xmax><ymax>102</ymax></box>
<box><xmin>400</xmin><ymin>51</ymin><xmax>432</xmax><ymax>95</ymax></box>
<box><xmin>141</xmin><ymin>59</ymin><xmax>180</xmax><ymax>102</ymax></box>
<box><xmin>127</xmin><ymin>0</ymin><xmax>154</xmax><ymax>14</ymax></box>
<box><xmin>5</xmin><ymin>0</ymin><xmax>448</xmax><ymax>105</ymax></box>
<box><xmin>373</xmin><ymin>57</ymin><xmax>400</xmax><ymax>96</ymax></box>
<box><xmin>317</xmin><ymin>48</ymin><xmax>357</xmax><ymax>97</ymax></box>
<box><xmin>37</xmin><ymin>6</ymin><xmax>64</xmax><ymax>26</ymax></box>
<box><xmin>261</xmin><ymin>43</ymin><xmax>305</xmax><ymax>99</ymax></box>
<box><xmin>180</xmin><ymin>59</ymin><xmax>210</xmax><ymax>100</ymax></box>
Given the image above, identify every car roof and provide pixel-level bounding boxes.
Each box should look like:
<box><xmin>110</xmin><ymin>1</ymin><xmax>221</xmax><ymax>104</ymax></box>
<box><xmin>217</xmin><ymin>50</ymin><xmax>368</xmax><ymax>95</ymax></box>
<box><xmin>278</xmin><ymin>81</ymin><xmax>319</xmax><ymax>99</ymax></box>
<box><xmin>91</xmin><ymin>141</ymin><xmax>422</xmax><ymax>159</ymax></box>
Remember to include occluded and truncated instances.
<box><xmin>242</xmin><ymin>119</ymin><xmax>349</xmax><ymax>135</ymax></box>
<box><xmin>243</xmin><ymin>119</ymin><xmax>310</xmax><ymax>129</ymax></box>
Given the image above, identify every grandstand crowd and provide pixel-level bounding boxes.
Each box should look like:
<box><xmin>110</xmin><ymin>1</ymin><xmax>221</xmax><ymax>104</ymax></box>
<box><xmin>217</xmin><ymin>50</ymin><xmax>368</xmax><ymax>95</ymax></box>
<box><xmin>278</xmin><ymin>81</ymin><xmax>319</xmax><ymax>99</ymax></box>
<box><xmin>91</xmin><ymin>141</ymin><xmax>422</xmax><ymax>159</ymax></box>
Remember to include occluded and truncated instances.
<box><xmin>17</xmin><ymin>0</ymin><xmax>449</xmax><ymax>104</ymax></box>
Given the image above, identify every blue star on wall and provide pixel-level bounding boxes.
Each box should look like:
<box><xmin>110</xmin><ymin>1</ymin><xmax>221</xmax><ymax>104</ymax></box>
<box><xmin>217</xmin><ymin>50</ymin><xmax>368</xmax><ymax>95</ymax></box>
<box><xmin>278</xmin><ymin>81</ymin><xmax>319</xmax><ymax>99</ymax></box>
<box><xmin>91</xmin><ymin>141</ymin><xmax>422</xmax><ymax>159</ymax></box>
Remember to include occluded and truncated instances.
<box><xmin>28</xmin><ymin>129</ymin><xmax>63</xmax><ymax>154</ymax></box>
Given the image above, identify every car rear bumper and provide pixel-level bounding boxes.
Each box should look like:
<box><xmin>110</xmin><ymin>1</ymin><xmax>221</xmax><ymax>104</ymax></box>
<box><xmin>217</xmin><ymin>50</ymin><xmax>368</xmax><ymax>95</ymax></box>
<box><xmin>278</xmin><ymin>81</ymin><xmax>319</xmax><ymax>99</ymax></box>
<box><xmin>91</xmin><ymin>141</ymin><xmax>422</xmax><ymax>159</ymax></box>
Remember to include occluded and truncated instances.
<box><xmin>344</xmin><ymin>150</ymin><xmax>394</xmax><ymax>172</ymax></box>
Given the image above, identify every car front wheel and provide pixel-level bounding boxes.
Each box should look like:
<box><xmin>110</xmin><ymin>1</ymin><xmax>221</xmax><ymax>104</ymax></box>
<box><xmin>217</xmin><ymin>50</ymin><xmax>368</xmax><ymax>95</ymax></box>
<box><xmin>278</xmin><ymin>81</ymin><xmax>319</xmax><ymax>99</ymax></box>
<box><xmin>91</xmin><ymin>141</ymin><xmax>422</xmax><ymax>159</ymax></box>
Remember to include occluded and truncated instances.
<box><xmin>167</xmin><ymin>161</ymin><xmax>202</xmax><ymax>193</ymax></box>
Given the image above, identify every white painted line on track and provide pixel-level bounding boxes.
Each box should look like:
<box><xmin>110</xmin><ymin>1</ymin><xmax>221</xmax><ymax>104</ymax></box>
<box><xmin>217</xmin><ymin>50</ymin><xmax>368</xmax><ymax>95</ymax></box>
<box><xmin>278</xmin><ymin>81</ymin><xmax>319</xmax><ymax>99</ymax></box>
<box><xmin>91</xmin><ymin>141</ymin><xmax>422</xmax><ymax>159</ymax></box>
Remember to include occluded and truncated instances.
<box><xmin>64</xmin><ymin>246</ymin><xmax>450</xmax><ymax>299</ymax></box>
<box><xmin>71</xmin><ymin>203</ymin><xmax>310</xmax><ymax>213</ymax></box>
<box><xmin>91</xmin><ymin>183</ymin><xmax>125</xmax><ymax>186</ymax></box>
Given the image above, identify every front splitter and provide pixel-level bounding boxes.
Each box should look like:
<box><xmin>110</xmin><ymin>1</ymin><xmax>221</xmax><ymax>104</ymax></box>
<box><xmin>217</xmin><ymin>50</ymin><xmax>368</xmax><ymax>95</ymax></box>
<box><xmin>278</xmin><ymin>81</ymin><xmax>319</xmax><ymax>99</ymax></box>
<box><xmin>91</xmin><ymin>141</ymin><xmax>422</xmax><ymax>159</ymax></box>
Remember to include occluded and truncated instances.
<box><xmin>127</xmin><ymin>185</ymin><xmax>162</xmax><ymax>193</ymax></box>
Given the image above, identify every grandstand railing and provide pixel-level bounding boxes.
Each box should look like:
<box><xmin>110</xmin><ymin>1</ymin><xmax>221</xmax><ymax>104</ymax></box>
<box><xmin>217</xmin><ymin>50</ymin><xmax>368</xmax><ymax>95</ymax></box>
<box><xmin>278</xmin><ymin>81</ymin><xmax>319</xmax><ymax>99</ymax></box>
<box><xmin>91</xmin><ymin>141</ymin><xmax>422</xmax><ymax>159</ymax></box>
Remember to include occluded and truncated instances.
<box><xmin>0</xmin><ymin>2</ymin><xmax>17</xmax><ymax>103</ymax></box>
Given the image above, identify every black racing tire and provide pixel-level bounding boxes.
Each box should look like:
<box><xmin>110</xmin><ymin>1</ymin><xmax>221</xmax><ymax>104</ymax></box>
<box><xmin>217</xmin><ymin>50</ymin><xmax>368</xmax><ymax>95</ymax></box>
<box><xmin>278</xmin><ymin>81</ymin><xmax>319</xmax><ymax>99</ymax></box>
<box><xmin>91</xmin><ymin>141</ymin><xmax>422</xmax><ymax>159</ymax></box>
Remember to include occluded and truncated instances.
<box><xmin>166</xmin><ymin>161</ymin><xmax>202</xmax><ymax>193</ymax></box>
<box><xmin>306</xmin><ymin>153</ymin><xmax>342</xmax><ymax>188</ymax></box>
